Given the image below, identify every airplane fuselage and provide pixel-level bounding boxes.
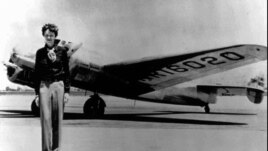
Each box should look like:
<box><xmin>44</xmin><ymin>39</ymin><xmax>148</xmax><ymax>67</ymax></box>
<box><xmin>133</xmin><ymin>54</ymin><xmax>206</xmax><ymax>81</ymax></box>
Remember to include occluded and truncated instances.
<box><xmin>5</xmin><ymin>44</ymin><xmax>266</xmax><ymax>115</ymax></box>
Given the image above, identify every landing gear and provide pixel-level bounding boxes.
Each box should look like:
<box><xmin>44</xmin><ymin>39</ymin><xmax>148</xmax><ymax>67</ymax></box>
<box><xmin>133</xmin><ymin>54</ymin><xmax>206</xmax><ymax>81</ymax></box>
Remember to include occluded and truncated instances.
<box><xmin>204</xmin><ymin>104</ymin><xmax>210</xmax><ymax>113</ymax></box>
<box><xmin>83</xmin><ymin>94</ymin><xmax>106</xmax><ymax>118</ymax></box>
<box><xmin>31</xmin><ymin>97</ymin><xmax>40</xmax><ymax>117</ymax></box>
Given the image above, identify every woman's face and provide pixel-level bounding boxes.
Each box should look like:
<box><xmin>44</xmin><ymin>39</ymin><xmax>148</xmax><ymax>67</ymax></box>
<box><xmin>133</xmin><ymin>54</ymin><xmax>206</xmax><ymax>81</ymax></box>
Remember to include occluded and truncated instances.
<box><xmin>43</xmin><ymin>29</ymin><xmax>56</xmax><ymax>48</ymax></box>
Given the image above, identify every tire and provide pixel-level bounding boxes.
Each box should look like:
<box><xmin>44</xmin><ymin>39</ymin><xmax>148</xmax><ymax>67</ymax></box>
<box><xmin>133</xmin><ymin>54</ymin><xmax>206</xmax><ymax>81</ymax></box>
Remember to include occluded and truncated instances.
<box><xmin>97</xmin><ymin>104</ymin><xmax>105</xmax><ymax>116</ymax></box>
<box><xmin>31</xmin><ymin>100</ymin><xmax>40</xmax><ymax>117</ymax></box>
<box><xmin>83</xmin><ymin>98</ymin><xmax>96</xmax><ymax>118</ymax></box>
<box><xmin>204</xmin><ymin>105</ymin><xmax>210</xmax><ymax>113</ymax></box>
<box><xmin>83</xmin><ymin>98</ymin><xmax>106</xmax><ymax>118</ymax></box>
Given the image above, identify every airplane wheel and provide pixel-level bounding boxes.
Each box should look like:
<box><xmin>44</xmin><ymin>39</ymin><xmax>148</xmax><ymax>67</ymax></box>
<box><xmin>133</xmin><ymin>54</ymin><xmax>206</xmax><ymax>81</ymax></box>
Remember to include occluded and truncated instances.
<box><xmin>97</xmin><ymin>104</ymin><xmax>105</xmax><ymax>117</ymax></box>
<box><xmin>97</xmin><ymin>97</ymin><xmax>106</xmax><ymax>116</ymax></box>
<box><xmin>83</xmin><ymin>97</ymin><xmax>105</xmax><ymax>118</ymax></box>
<box><xmin>31</xmin><ymin>100</ymin><xmax>40</xmax><ymax>117</ymax></box>
<box><xmin>204</xmin><ymin>105</ymin><xmax>210</xmax><ymax>113</ymax></box>
<box><xmin>83</xmin><ymin>98</ymin><xmax>96</xmax><ymax>118</ymax></box>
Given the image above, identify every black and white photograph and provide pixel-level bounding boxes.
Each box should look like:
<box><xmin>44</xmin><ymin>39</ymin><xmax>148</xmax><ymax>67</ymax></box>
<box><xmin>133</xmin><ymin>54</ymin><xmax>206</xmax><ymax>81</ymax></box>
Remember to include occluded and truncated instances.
<box><xmin>0</xmin><ymin>0</ymin><xmax>267</xmax><ymax>151</ymax></box>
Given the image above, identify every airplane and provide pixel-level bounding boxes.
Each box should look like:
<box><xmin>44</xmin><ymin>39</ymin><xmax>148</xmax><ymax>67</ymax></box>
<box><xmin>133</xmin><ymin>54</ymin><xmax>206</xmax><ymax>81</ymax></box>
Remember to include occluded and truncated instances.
<box><xmin>3</xmin><ymin>40</ymin><xmax>267</xmax><ymax>118</ymax></box>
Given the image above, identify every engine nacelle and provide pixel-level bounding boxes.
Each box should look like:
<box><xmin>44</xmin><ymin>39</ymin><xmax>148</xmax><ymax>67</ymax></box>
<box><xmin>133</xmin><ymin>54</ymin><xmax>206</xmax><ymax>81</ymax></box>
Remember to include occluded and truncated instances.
<box><xmin>9</xmin><ymin>52</ymin><xmax>35</xmax><ymax>69</ymax></box>
<box><xmin>5</xmin><ymin>62</ymin><xmax>35</xmax><ymax>88</ymax></box>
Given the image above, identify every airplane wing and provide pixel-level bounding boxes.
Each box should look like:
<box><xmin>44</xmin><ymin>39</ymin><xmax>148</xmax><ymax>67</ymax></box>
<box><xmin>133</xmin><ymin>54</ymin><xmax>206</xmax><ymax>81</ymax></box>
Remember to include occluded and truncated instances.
<box><xmin>103</xmin><ymin>45</ymin><xmax>267</xmax><ymax>91</ymax></box>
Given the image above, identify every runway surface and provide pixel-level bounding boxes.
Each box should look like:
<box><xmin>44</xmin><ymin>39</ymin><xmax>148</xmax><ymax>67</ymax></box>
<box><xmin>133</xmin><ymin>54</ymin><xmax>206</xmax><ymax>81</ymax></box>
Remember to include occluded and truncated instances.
<box><xmin>0</xmin><ymin>95</ymin><xmax>266</xmax><ymax>151</ymax></box>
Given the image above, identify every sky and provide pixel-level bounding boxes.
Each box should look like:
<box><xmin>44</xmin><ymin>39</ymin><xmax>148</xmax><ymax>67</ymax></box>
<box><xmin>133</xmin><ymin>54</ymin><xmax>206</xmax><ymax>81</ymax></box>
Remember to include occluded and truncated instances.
<box><xmin>0</xmin><ymin>0</ymin><xmax>267</xmax><ymax>90</ymax></box>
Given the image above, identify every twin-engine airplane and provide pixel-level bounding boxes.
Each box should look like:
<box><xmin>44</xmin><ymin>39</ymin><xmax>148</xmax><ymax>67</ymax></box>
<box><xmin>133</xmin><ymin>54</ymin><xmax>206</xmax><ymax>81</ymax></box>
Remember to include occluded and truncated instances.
<box><xmin>4</xmin><ymin>41</ymin><xmax>267</xmax><ymax>117</ymax></box>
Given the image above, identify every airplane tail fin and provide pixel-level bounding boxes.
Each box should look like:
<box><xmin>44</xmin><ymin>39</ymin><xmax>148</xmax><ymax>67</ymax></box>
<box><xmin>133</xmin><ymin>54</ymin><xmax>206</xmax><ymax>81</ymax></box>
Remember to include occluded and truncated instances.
<box><xmin>245</xmin><ymin>74</ymin><xmax>265</xmax><ymax>104</ymax></box>
<box><xmin>197</xmin><ymin>85</ymin><xmax>265</xmax><ymax>104</ymax></box>
<box><xmin>247</xmin><ymin>74</ymin><xmax>265</xmax><ymax>89</ymax></box>
<box><xmin>246</xmin><ymin>87</ymin><xmax>264</xmax><ymax>104</ymax></box>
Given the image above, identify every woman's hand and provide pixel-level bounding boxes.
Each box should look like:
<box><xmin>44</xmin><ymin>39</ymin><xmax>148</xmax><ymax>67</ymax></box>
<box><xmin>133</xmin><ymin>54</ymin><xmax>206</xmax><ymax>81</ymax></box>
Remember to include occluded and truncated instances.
<box><xmin>64</xmin><ymin>93</ymin><xmax>70</xmax><ymax>104</ymax></box>
<box><xmin>35</xmin><ymin>95</ymin><xmax>39</xmax><ymax>107</ymax></box>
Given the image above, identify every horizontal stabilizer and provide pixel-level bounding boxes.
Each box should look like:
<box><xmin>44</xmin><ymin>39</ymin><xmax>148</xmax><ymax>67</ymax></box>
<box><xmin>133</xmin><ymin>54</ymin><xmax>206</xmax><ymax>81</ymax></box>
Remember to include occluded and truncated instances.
<box><xmin>197</xmin><ymin>85</ymin><xmax>265</xmax><ymax>104</ymax></box>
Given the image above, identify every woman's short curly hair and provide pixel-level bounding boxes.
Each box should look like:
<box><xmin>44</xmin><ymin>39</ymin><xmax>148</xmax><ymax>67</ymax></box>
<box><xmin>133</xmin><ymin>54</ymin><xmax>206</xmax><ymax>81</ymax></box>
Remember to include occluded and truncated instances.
<box><xmin>42</xmin><ymin>23</ymin><xmax>59</xmax><ymax>37</ymax></box>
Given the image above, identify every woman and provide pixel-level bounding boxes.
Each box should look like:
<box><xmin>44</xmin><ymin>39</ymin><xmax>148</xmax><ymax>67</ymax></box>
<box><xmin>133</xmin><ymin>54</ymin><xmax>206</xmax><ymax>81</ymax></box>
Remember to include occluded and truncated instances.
<box><xmin>34</xmin><ymin>23</ymin><xmax>70</xmax><ymax>151</ymax></box>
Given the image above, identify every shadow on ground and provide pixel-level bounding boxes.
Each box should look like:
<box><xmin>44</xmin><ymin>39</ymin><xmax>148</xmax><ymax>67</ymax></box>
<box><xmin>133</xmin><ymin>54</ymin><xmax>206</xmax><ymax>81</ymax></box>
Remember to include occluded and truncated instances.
<box><xmin>64</xmin><ymin>111</ymin><xmax>249</xmax><ymax>126</ymax></box>
<box><xmin>0</xmin><ymin>110</ymin><xmax>34</xmax><ymax>118</ymax></box>
<box><xmin>0</xmin><ymin>110</ymin><xmax>249</xmax><ymax>126</ymax></box>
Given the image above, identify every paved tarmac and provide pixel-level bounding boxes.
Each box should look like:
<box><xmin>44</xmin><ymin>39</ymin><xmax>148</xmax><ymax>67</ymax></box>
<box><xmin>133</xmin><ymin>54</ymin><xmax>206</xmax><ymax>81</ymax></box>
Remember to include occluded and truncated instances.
<box><xmin>0</xmin><ymin>95</ymin><xmax>266</xmax><ymax>151</ymax></box>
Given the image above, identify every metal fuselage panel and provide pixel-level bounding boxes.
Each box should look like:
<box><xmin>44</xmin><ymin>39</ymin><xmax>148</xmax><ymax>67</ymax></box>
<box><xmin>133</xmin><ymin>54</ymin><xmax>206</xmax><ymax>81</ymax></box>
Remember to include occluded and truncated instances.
<box><xmin>5</xmin><ymin>54</ymin><xmax>211</xmax><ymax>106</ymax></box>
<box><xmin>137</xmin><ymin>86</ymin><xmax>211</xmax><ymax>106</ymax></box>
<box><xmin>70</xmin><ymin>61</ymin><xmax>153</xmax><ymax>98</ymax></box>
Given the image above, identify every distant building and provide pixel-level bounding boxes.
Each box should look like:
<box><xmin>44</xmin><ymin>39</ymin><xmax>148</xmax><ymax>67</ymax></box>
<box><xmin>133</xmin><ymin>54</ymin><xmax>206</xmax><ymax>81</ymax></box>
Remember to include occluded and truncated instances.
<box><xmin>5</xmin><ymin>86</ymin><xmax>16</xmax><ymax>91</ymax></box>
